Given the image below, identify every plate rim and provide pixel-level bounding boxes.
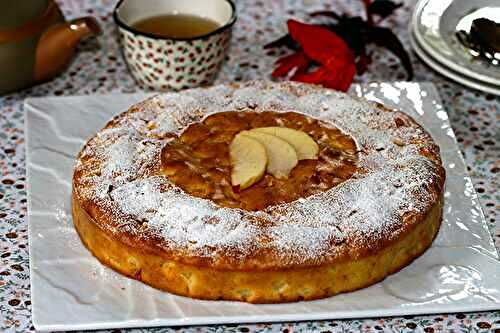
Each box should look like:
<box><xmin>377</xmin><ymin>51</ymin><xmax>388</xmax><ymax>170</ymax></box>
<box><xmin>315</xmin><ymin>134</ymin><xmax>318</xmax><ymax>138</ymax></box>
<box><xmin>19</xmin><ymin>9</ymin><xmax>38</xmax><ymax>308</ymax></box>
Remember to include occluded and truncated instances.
<box><xmin>410</xmin><ymin>28</ymin><xmax>500</xmax><ymax>96</ymax></box>
<box><xmin>34</xmin><ymin>302</ymin><xmax>500</xmax><ymax>332</ymax></box>
<box><xmin>412</xmin><ymin>0</ymin><xmax>500</xmax><ymax>87</ymax></box>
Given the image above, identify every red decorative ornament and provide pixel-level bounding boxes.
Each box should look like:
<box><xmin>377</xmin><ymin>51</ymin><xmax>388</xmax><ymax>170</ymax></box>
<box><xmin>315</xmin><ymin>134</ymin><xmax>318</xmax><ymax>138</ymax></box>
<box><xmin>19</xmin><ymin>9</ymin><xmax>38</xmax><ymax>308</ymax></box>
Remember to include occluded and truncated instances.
<box><xmin>266</xmin><ymin>0</ymin><xmax>412</xmax><ymax>92</ymax></box>
<box><xmin>276</xmin><ymin>20</ymin><xmax>357</xmax><ymax>92</ymax></box>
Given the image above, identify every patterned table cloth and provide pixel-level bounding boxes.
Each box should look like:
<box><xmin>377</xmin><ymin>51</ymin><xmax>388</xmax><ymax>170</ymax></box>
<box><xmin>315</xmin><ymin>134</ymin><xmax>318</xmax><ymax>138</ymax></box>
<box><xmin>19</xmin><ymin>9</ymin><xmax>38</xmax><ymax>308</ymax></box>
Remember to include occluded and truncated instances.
<box><xmin>1</xmin><ymin>0</ymin><xmax>498</xmax><ymax>332</ymax></box>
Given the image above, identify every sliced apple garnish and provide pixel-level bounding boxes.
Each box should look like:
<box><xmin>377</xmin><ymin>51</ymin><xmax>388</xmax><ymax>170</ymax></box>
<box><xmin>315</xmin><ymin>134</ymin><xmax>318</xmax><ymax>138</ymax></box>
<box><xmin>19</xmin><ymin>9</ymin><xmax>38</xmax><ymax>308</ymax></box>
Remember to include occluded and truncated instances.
<box><xmin>241</xmin><ymin>131</ymin><xmax>298</xmax><ymax>179</ymax></box>
<box><xmin>252</xmin><ymin>127</ymin><xmax>319</xmax><ymax>160</ymax></box>
<box><xmin>229</xmin><ymin>133</ymin><xmax>268</xmax><ymax>190</ymax></box>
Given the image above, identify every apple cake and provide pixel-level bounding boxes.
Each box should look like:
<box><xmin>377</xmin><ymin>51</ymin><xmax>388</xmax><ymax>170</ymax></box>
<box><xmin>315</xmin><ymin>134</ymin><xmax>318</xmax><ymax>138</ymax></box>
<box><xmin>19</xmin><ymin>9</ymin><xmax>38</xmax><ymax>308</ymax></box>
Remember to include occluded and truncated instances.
<box><xmin>72</xmin><ymin>81</ymin><xmax>445</xmax><ymax>303</ymax></box>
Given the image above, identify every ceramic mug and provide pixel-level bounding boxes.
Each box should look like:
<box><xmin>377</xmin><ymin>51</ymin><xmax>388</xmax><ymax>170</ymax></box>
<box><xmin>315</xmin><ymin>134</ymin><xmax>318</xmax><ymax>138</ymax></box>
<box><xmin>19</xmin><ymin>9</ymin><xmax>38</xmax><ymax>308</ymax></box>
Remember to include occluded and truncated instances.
<box><xmin>113</xmin><ymin>0</ymin><xmax>236</xmax><ymax>91</ymax></box>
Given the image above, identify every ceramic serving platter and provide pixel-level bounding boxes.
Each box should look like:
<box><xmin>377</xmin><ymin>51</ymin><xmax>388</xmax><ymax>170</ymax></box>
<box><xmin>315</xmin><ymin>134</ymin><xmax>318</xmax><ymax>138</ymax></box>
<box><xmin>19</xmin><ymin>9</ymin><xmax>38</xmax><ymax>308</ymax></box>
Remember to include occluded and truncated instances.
<box><xmin>25</xmin><ymin>83</ymin><xmax>500</xmax><ymax>332</ymax></box>
<box><xmin>412</xmin><ymin>0</ymin><xmax>500</xmax><ymax>89</ymax></box>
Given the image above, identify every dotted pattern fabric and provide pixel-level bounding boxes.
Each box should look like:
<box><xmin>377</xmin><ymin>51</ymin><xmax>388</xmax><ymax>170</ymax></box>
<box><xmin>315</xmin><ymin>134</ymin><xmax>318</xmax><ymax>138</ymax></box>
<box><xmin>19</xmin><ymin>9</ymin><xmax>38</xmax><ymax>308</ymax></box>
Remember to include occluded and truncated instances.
<box><xmin>0</xmin><ymin>0</ymin><xmax>498</xmax><ymax>332</ymax></box>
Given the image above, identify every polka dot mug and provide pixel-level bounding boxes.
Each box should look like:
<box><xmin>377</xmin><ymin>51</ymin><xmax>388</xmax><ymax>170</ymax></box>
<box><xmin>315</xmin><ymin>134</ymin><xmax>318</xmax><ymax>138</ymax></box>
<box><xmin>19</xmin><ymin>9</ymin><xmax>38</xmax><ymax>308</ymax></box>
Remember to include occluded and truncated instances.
<box><xmin>113</xmin><ymin>0</ymin><xmax>236</xmax><ymax>91</ymax></box>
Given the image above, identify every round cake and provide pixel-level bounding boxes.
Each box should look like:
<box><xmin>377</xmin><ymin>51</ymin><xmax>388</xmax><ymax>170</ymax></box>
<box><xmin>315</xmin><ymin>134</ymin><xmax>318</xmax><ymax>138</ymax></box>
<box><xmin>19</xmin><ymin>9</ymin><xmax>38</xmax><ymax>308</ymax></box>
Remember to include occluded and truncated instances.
<box><xmin>72</xmin><ymin>81</ymin><xmax>445</xmax><ymax>303</ymax></box>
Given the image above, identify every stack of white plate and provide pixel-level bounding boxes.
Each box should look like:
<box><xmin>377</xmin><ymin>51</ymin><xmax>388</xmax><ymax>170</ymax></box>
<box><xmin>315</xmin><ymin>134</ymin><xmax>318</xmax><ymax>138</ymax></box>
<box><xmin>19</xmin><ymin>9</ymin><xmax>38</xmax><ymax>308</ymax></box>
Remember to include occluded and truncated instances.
<box><xmin>410</xmin><ymin>0</ymin><xmax>500</xmax><ymax>95</ymax></box>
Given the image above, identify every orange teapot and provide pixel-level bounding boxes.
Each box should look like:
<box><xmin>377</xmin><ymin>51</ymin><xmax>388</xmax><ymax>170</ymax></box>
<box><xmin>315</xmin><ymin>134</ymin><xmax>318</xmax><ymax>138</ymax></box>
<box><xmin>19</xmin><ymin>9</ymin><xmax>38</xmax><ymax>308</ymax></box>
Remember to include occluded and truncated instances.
<box><xmin>0</xmin><ymin>0</ymin><xmax>101</xmax><ymax>94</ymax></box>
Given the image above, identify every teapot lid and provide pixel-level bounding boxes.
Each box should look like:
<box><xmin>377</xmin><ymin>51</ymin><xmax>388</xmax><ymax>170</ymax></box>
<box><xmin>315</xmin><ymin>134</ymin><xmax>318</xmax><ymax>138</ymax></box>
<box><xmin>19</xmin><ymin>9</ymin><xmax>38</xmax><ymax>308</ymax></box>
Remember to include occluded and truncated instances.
<box><xmin>0</xmin><ymin>0</ymin><xmax>49</xmax><ymax>29</ymax></box>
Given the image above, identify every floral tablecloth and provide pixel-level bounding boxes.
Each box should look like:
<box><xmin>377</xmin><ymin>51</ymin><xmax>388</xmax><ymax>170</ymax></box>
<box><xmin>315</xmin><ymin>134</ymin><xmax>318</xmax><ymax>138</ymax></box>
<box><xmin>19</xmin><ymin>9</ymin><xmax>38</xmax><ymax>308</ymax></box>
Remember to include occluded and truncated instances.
<box><xmin>1</xmin><ymin>0</ymin><xmax>498</xmax><ymax>332</ymax></box>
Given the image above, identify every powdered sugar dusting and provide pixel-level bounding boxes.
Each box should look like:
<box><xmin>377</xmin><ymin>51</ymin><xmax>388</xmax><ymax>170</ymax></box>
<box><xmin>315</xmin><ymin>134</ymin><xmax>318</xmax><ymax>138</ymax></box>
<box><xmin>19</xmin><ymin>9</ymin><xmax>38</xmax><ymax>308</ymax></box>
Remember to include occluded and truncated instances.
<box><xmin>73</xmin><ymin>81</ymin><xmax>445</xmax><ymax>268</ymax></box>
<box><xmin>110</xmin><ymin>177</ymin><xmax>163</xmax><ymax>219</ymax></box>
<box><xmin>270</xmin><ymin>156</ymin><xmax>441</xmax><ymax>254</ymax></box>
<box><xmin>110</xmin><ymin>176</ymin><xmax>261</xmax><ymax>254</ymax></box>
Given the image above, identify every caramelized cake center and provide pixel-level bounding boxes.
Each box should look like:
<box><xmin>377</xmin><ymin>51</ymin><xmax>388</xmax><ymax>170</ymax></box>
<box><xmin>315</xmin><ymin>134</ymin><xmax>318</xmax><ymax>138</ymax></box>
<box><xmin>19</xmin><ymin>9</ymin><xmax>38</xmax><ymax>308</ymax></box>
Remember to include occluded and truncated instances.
<box><xmin>161</xmin><ymin>111</ymin><xmax>358</xmax><ymax>211</ymax></box>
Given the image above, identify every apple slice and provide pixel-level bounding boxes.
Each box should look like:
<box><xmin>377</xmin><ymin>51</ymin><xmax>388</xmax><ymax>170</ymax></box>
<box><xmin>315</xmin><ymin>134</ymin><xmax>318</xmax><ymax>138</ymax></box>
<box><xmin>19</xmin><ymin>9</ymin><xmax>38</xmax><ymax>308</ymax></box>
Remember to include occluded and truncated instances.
<box><xmin>252</xmin><ymin>127</ymin><xmax>319</xmax><ymax>160</ymax></box>
<box><xmin>242</xmin><ymin>131</ymin><xmax>298</xmax><ymax>179</ymax></box>
<box><xmin>229</xmin><ymin>133</ymin><xmax>268</xmax><ymax>189</ymax></box>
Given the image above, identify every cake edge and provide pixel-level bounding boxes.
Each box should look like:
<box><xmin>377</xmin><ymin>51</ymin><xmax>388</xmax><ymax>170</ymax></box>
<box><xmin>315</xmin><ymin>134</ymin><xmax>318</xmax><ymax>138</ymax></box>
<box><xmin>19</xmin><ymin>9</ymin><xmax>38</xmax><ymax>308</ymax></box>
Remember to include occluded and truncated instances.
<box><xmin>72</xmin><ymin>190</ymin><xmax>443</xmax><ymax>303</ymax></box>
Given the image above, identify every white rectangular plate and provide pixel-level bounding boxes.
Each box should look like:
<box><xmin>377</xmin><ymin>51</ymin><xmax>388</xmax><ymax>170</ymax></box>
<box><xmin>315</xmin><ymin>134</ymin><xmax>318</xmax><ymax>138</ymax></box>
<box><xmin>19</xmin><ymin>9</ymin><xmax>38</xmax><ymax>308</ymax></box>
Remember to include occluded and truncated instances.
<box><xmin>26</xmin><ymin>83</ymin><xmax>500</xmax><ymax>332</ymax></box>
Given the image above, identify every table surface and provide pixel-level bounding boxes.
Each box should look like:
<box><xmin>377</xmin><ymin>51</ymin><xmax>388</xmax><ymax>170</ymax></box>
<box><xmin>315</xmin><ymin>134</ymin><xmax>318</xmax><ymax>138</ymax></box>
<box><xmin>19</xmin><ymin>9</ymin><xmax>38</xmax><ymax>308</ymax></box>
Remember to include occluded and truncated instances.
<box><xmin>0</xmin><ymin>0</ymin><xmax>498</xmax><ymax>332</ymax></box>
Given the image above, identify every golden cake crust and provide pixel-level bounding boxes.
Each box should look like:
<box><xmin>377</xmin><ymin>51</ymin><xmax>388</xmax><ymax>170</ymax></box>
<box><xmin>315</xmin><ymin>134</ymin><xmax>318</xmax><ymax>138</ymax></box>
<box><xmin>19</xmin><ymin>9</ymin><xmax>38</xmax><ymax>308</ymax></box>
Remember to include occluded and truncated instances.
<box><xmin>73</xmin><ymin>193</ymin><xmax>442</xmax><ymax>303</ymax></box>
<box><xmin>72</xmin><ymin>81</ymin><xmax>445</xmax><ymax>302</ymax></box>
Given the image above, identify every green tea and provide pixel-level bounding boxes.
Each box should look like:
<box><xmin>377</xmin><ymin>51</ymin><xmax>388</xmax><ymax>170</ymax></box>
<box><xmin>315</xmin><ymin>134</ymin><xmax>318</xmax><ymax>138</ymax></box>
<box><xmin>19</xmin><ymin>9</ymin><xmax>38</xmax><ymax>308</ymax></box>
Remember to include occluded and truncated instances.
<box><xmin>132</xmin><ymin>14</ymin><xmax>220</xmax><ymax>39</ymax></box>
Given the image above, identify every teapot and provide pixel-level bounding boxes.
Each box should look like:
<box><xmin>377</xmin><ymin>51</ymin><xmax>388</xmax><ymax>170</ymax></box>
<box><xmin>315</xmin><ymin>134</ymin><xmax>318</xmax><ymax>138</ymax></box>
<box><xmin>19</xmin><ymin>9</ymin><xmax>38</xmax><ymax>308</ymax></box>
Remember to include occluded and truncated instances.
<box><xmin>0</xmin><ymin>0</ymin><xmax>101</xmax><ymax>94</ymax></box>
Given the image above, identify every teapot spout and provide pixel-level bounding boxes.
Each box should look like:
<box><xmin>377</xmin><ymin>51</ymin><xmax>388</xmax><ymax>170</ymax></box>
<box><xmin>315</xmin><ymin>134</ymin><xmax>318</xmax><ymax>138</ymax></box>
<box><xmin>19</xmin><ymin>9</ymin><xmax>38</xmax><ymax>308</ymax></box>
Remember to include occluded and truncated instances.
<box><xmin>34</xmin><ymin>17</ymin><xmax>102</xmax><ymax>82</ymax></box>
<box><xmin>68</xmin><ymin>17</ymin><xmax>102</xmax><ymax>40</ymax></box>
